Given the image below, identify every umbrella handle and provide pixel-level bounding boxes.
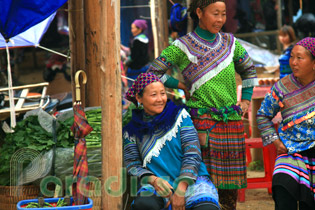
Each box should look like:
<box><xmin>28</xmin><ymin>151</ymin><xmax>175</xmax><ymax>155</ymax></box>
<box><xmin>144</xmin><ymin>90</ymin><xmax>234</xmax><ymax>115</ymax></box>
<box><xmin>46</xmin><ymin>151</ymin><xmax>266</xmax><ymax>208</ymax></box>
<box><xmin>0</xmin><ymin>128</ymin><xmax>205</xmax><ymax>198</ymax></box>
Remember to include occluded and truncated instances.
<box><xmin>75</xmin><ymin>70</ymin><xmax>87</xmax><ymax>102</ymax></box>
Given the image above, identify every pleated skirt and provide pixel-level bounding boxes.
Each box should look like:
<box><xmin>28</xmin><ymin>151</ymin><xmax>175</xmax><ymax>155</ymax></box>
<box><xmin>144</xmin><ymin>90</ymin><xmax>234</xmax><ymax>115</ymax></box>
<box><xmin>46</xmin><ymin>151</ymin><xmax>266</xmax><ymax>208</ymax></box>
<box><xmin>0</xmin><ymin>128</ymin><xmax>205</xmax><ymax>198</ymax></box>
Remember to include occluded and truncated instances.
<box><xmin>192</xmin><ymin>115</ymin><xmax>247</xmax><ymax>189</ymax></box>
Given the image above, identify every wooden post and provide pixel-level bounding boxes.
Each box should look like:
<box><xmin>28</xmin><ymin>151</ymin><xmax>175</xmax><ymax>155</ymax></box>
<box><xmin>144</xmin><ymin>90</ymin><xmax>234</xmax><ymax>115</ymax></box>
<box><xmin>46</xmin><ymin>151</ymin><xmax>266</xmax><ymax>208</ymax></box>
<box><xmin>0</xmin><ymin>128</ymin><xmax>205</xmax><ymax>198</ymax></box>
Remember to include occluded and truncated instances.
<box><xmin>100</xmin><ymin>0</ymin><xmax>123</xmax><ymax>209</ymax></box>
<box><xmin>68</xmin><ymin>0</ymin><xmax>86</xmax><ymax>106</ymax></box>
<box><xmin>157</xmin><ymin>0</ymin><xmax>169</xmax><ymax>51</ymax></box>
<box><xmin>150</xmin><ymin>0</ymin><xmax>159</xmax><ymax>58</ymax></box>
<box><xmin>151</xmin><ymin>0</ymin><xmax>169</xmax><ymax>57</ymax></box>
<box><xmin>186</xmin><ymin>0</ymin><xmax>194</xmax><ymax>32</ymax></box>
<box><xmin>84</xmin><ymin>0</ymin><xmax>102</xmax><ymax>107</ymax></box>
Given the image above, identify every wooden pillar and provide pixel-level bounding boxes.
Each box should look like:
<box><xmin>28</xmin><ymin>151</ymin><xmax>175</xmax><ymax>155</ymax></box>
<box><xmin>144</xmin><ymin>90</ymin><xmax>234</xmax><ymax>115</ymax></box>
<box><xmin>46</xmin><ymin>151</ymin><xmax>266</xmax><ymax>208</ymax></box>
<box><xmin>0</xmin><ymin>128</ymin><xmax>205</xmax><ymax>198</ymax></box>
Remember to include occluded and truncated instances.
<box><xmin>157</xmin><ymin>0</ymin><xmax>169</xmax><ymax>51</ymax></box>
<box><xmin>84</xmin><ymin>0</ymin><xmax>102</xmax><ymax>107</ymax></box>
<box><xmin>151</xmin><ymin>0</ymin><xmax>169</xmax><ymax>58</ymax></box>
<box><xmin>68</xmin><ymin>0</ymin><xmax>86</xmax><ymax>106</ymax></box>
<box><xmin>100</xmin><ymin>0</ymin><xmax>123</xmax><ymax>209</ymax></box>
<box><xmin>186</xmin><ymin>0</ymin><xmax>194</xmax><ymax>33</ymax></box>
<box><xmin>150</xmin><ymin>0</ymin><xmax>159</xmax><ymax>58</ymax></box>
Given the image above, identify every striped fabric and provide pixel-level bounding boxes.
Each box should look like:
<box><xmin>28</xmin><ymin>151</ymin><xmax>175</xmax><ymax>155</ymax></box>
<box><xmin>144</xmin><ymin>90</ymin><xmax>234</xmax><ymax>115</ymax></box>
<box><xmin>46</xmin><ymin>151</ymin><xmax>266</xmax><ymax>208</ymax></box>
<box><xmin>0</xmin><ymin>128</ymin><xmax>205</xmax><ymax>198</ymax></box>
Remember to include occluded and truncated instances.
<box><xmin>191</xmin><ymin>114</ymin><xmax>247</xmax><ymax>189</ymax></box>
<box><xmin>273</xmin><ymin>148</ymin><xmax>315</xmax><ymax>206</ymax></box>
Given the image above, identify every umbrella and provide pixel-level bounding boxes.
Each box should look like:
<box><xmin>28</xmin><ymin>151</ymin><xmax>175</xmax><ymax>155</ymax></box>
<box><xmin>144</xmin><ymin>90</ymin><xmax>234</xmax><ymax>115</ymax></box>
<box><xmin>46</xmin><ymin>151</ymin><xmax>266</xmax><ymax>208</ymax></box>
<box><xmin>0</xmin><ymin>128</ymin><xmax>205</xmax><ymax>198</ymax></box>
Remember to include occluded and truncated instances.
<box><xmin>0</xmin><ymin>13</ymin><xmax>56</xmax><ymax>49</ymax></box>
<box><xmin>0</xmin><ymin>0</ymin><xmax>67</xmax><ymax>128</ymax></box>
<box><xmin>71</xmin><ymin>70</ymin><xmax>93</xmax><ymax>205</ymax></box>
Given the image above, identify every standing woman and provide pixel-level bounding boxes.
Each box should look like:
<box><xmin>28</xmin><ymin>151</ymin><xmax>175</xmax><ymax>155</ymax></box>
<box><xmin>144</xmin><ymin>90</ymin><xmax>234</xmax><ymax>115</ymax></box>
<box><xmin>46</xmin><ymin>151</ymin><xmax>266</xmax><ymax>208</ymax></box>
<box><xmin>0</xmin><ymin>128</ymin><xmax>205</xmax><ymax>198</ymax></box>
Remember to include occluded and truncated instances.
<box><xmin>257</xmin><ymin>37</ymin><xmax>315</xmax><ymax>210</ymax></box>
<box><xmin>124</xmin><ymin>19</ymin><xmax>150</xmax><ymax>87</ymax></box>
<box><xmin>147</xmin><ymin>0</ymin><xmax>258</xmax><ymax>209</ymax></box>
<box><xmin>278</xmin><ymin>25</ymin><xmax>296</xmax><ymax>79</ymax></box>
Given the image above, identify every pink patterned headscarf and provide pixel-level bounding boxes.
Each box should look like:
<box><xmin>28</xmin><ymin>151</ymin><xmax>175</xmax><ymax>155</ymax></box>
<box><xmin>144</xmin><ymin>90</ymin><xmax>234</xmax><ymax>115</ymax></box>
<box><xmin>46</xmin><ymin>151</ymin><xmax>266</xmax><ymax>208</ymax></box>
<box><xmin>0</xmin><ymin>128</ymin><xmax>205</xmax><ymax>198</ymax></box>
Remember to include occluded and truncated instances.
<box><xmin>125</xmin><ymin>73</ymin><xmax>161</xmax><ymax>105</ymax></box>
<box><xmin>296</xmin><ymin>37</ymin><xmax>315</xmax><ymax>57</ymax></box>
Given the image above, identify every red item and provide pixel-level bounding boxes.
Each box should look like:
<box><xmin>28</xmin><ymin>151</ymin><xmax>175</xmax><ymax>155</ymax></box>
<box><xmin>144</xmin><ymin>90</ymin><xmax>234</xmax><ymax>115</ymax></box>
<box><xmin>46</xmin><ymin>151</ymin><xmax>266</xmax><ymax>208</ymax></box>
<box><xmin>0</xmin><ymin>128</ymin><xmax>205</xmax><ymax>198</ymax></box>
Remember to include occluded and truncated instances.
<box><xmin>237</xmin><ymin>137</ymin><xmax>277</xmax><ymax>202</ymax></box>
<box><xmin>71</xmin><ymin>104</ymin><xmax>93</xmax><ymax>205</ymax></box>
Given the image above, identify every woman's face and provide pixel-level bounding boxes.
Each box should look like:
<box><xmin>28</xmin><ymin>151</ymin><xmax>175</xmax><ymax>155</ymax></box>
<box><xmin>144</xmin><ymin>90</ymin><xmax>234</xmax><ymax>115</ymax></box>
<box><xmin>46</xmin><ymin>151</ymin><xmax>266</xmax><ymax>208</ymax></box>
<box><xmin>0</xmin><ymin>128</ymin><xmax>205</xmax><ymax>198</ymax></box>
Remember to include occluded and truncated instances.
<box><xmin>289</xmin><ymin>45</ymin><xmax>315</xmax><ymax>80</ymax></box>
<box><xmin>278</xmin><ymin>33</ymin><xmax>290</xmax><ymax>45</ymax></box>
<box><xmin>131</xmin><ymin>23</ymin><xmax>142</xmax><ymax>36</ymax></box>
<box><xmin>196</xmin><ymin>2</ymin><xmax>226</xmax><ymax>34</ymax></box>
<box><xmin>136</xmin><ymin>82</ymin><xmax>167</xmax><ymax>116</ymax></box>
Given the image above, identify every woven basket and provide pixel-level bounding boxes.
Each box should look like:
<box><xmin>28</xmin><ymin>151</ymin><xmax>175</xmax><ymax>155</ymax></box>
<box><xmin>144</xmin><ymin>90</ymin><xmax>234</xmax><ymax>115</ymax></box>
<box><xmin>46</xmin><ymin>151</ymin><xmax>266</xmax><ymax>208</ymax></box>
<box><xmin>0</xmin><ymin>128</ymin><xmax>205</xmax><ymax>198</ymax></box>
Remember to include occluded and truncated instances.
<box><xmin>0</xmin><ymin>185</ymin><xmax>40</xmax><ymax>210</ymax></box>
<box><xmin>89</xmin><ymin>180</ymin><xmax>101</xmax><ymax>210</ymax></box>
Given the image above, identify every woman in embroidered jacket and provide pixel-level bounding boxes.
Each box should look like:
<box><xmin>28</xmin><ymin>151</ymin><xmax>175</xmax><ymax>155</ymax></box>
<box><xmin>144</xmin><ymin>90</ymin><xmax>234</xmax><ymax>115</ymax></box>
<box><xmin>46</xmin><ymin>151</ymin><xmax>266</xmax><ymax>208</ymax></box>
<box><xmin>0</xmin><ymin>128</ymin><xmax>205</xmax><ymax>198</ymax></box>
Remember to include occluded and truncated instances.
<box><xmin>146</xmin><ymin>0</ymin><xmax>258</xmax><ymax>209</ymax></box>
<box><xmin>123</xmin><ymin>73</ymin><xmax>220</xmax><ymax>210</ymax></box>
<box><xmin>257</xmin><ymin>37</ymin><xmax>315</xmax><ymax>210</ymax></box>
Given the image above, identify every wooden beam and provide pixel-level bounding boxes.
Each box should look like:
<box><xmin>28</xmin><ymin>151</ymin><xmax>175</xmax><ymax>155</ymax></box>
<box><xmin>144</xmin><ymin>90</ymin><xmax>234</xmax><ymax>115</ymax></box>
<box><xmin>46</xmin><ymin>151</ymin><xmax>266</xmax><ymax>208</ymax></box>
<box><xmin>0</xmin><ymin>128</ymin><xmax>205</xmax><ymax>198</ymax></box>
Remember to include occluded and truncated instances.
<box><xmin>68</xmin><ymin>0</ymin><xmax>86</xmax><ymax>107</ymax></box>
<box><xmin>157</xmin><ymin>0</ymin><xmax>169</xmax><ymax>51</ymax></box>
<box><xmin>100</xmin><ymin>0</ymin><xmax>123</xmax><ymax>209</ymax></box>
<box><xmin>84</xmin><ymin>0</ymin><xmax>102</xmax><ymax>107</ymax></box>
<box><xmin>150</xmin><ymin>0</ymin><xmax>159</xmax><ymax>58</ymax></box>
<box><xmin>186</xmin><ymin>0</ymin><xmax>194</xmax><ymax>32</ymax></box>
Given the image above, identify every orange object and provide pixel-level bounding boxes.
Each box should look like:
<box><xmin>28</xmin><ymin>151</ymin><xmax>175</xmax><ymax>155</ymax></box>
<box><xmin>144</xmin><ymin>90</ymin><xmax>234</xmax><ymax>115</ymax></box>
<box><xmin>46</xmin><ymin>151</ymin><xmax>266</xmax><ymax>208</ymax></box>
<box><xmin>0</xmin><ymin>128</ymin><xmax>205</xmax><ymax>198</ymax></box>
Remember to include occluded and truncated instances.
<box><xmin>27</xmin><ymin>92</ymin><xmax>41</xmax><ymax>97</ymax></box>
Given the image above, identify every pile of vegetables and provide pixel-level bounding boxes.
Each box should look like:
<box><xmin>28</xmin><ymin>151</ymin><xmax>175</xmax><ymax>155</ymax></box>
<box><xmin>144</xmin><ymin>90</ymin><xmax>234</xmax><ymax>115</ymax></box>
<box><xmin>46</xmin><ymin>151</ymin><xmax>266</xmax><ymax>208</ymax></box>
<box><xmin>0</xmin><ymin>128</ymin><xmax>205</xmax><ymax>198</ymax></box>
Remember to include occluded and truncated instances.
<box><xmin>25</xmin><ymin>198</ymin><xmax>68</xmax><ymax>208</ymax></box>
<box><xmin>0</xmin><ymin>108</ymin><xmax>102</xmax><ymax>186</ymax></box>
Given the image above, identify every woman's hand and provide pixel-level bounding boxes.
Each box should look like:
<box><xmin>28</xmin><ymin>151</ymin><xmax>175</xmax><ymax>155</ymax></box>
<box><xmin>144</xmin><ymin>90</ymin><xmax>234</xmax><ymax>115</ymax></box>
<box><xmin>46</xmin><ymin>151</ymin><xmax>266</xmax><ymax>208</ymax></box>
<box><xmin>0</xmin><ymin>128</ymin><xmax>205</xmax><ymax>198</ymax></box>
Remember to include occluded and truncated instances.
<box><xmin>273</xmin><ymin>139</ymin><xmax>288</xmax><ymax>155</ymax></box>
<box><xmin>165</xmin><ymin>181</ymin><xmax>187</xmax><ymax>210</ymax></box>
<box><xmin>236</xmin><ymin>99</ymin><xmax>250</xmax><ymax>116</ymax></box>
<box><xmin>149</xmin><ymin>176</ymin><xmax>173</xmax><ymax>198</ymax></box>
<box><xmin>177</xmin><ymin>82</ymin><xmax>190</xmax><ymax>101</ymax></box>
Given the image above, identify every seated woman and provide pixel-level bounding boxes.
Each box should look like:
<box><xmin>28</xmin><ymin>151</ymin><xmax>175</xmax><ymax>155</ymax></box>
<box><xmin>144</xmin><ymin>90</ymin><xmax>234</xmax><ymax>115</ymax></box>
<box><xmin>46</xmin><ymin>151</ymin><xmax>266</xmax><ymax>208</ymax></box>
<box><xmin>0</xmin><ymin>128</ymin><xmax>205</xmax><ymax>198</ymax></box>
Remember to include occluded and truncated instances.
<box><xmin>123</xmin><ymin>72</ymin><xmax>220</xmax><ymax>210</ymax></box>
<box><xmin>257</xmin><ymin>37</ymin><xmax>315</xmax><ymax>210</ymax></box>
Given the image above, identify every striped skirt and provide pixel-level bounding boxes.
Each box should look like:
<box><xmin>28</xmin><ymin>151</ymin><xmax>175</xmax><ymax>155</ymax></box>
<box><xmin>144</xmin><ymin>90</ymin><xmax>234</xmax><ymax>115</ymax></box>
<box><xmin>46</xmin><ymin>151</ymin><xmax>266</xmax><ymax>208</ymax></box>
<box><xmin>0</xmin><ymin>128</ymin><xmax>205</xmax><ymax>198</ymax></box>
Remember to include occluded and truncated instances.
<box><xmin>272</xmin><ymin>147</ymin><xmax>315</xmax><ymax>207</ymax></box>
<box><xmin>192</xmin><ymin>115</ymin><xmax>247</xmax><ymax>189</ymax></box>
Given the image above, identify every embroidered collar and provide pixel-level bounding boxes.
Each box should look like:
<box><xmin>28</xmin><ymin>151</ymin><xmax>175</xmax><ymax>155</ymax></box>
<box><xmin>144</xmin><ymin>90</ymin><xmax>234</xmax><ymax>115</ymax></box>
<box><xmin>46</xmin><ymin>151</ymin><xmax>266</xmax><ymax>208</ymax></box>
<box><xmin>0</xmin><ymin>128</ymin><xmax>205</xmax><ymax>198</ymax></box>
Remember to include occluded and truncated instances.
<box><xmin>195</xmin><ymin>25</ymin><xmax>216</xmax><ymax>42</ymax></box>
<box><xmin>123</xmin><ymin>100</ymin><xmax>184</xmax><ymax>141</ymax></box>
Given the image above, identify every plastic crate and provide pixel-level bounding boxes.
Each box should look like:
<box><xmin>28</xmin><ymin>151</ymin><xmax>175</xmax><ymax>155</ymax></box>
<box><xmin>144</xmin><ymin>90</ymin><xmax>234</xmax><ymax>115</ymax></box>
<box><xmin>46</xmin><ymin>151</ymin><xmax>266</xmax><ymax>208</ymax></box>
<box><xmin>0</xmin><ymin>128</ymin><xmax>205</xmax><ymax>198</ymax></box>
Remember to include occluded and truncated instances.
<box><xmin>17</xmin><ymin>197</ymin><xmax>93</xmax><ymax>210</ymax></box>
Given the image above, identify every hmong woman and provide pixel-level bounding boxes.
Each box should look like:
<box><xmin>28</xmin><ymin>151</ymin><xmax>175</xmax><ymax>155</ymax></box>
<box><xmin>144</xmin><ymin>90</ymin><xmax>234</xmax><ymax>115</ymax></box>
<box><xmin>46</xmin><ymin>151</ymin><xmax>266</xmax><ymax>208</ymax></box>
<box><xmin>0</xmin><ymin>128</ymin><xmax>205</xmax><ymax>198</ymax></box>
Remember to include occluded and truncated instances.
<box><xmin>257</xmin><ymin>37</ymin><xmax>315</xmax><ymax>210</ymax></box>
<box><xmin>124</xmin><ymin>19</ymin><xmax>150</xmax><ymax>87</ymax></box>
<box><xmin>147</xmin><ymin>1</ymin><xmax>258</xmax><ymax>209</ymax></box>
<box><xmin>123</xmin><ymin>73</ymin><xmax>220</xmax><ymax>210</ymax></box>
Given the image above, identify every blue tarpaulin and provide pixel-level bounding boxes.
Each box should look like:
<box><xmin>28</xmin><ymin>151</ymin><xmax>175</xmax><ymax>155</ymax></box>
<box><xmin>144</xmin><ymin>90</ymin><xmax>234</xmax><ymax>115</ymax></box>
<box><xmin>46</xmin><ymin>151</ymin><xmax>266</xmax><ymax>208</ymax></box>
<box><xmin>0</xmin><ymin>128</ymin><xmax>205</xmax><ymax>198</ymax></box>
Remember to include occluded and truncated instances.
<box><xmin>0</xmin><ymin>13</ymin><xmax>55</xmax><ymax>49</ymax></box>
<box><xmin>0</xmin><ymin>0</ymin><xmax>67</xmax><ymax>39</ymax></box>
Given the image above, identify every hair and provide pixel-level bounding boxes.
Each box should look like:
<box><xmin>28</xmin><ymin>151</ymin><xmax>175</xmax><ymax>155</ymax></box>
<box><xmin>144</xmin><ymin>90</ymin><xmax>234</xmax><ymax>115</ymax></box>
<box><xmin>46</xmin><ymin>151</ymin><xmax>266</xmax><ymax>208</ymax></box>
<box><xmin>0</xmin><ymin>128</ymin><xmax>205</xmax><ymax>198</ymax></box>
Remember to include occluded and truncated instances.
<box><xmin>305</xmin><ymin>50</ymin><xmax>315</xmax><ymax>60</ymax></box>
<box><xmin>279</xmin><ymin>25</ymin><xmax>296</xmax><ymax>44</ymax></box>
<box><xmin>188</xmin><ymin>0</ymin><xmax>225</xmax><ymax>22</ymax></box>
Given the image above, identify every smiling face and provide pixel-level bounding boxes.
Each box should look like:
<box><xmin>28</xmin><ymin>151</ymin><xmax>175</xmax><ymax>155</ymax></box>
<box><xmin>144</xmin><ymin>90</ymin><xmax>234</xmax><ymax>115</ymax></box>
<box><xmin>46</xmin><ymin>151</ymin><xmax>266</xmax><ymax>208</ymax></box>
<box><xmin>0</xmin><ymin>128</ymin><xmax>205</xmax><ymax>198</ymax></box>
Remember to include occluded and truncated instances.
<box><xmin>196</xmin><ymin>2</ymin><xmax>226</xmax><ymax>34</ymax></box>
<box><xmin>136</xmin><ymin>81</ymin><xmax>167</xmax><ymax>116</ymax></box>
<box><xmin>289</xmin><ymin>45</ymin><xmax>315</xmax><ymax>83</ymax></box>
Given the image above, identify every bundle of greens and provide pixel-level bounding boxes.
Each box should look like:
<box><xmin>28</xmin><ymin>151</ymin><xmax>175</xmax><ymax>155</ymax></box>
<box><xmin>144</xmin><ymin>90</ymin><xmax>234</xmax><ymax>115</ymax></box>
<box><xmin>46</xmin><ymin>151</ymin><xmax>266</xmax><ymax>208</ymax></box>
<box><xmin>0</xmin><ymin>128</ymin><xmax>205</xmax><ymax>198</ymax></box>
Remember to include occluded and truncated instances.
<box><xmin>0</xmin><ymin>115</ymin><xmax>74</xmax><ymax>186</ymax></box>
<box><xmin>0</xmin><ymin>108</ymin><xmax>103</xmax><ymax>186</ymax></box>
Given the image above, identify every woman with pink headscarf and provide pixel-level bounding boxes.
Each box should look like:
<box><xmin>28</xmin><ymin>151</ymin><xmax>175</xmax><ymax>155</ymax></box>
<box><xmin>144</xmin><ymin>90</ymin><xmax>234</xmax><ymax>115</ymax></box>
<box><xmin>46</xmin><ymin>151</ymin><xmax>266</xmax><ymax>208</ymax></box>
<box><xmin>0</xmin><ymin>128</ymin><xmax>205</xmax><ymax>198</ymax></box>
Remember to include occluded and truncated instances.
<box><xmin>124</xmin><ymin>19</ymin><xmax>150</xmax><ymax>87</ymax></box>
<box><xmin>257</xmin><ymin>37</ymin><xmax>315</xmax><ymax>210</ymax></box>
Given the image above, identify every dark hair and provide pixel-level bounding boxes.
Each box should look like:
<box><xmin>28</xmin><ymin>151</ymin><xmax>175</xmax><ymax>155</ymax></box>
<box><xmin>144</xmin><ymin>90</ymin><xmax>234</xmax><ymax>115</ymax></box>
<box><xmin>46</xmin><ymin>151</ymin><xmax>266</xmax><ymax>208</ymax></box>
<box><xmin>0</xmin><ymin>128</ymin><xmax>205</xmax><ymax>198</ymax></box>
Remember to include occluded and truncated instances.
<box><xmin>188</xmin><ymin>0</ymin><xmax>225</xmax><ymax>22</ymax></box>
<box><xmin>305</xmin><ymin>50</ymin><xmax>315</xmax><ymax>60</ymax></box>
<box><xmin>279</xmin><ymin>25</ymin><xmax>296</xmax><ymax>43</ymax></box>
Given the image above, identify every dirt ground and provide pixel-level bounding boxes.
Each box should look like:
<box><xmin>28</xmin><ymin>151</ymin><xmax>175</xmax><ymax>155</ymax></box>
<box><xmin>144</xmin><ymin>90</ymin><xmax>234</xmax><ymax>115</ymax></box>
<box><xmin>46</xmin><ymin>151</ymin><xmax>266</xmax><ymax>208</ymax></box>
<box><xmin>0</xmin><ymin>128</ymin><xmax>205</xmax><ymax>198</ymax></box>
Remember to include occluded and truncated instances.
<box><xmin>237</xmin><ymin>171</ymin><xmax>274</xmax><ymax>210</ymax></box>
